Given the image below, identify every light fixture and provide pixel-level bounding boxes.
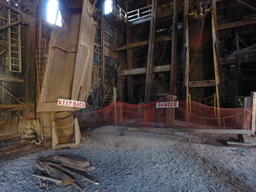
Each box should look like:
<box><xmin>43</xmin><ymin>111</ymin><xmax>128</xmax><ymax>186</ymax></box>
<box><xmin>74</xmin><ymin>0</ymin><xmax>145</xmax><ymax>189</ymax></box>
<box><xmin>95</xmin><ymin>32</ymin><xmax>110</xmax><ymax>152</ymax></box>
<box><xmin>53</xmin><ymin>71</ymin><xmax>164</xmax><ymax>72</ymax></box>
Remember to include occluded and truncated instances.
<box><xmin>104</xmin><ymin>0</ymin><xmax>113</xmax><ymax>15</ymax></box>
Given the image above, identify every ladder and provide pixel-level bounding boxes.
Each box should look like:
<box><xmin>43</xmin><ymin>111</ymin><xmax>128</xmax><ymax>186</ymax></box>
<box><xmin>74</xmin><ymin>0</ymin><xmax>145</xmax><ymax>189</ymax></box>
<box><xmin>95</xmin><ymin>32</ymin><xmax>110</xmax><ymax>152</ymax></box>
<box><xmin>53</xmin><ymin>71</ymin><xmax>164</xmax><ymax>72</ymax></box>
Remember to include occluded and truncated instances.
<box><xmin>8</xmin><ymin>1</ymin><xmax>22</xmax><ymax>73</ymax></box>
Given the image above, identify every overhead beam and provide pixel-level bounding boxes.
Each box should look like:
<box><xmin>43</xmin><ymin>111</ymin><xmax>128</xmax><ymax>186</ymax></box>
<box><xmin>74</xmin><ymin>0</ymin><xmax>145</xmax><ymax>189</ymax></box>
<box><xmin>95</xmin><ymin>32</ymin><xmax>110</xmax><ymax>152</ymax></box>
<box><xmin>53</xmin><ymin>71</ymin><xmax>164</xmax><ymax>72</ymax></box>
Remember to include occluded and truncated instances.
<box><xmin>119</xmin><ymin>65</ymin><xmax>171</xmax><ymax>76</ymax></box>
<box><xmin>114</xmin><ymin>36</ymin><xmax>171</xmax><ymax>51</ymax></box>
<box><xmin>188</xmin><ymin>80</ymin><xmax>216</xmax><ymax>88</ymax></box>
<box><xmin>0</xmin><ymin>2</ymin><xmax>23</xmax><ymax>14</ymax></box>
<box><xmin>236</xmin><ymin>0</ymin><xmax>256</xmax><ymax>12</ymax></box>
<box><xmin>217</xmin><ymin>20</ymin><xmax>256</xmax><ymax>30</ymax></box>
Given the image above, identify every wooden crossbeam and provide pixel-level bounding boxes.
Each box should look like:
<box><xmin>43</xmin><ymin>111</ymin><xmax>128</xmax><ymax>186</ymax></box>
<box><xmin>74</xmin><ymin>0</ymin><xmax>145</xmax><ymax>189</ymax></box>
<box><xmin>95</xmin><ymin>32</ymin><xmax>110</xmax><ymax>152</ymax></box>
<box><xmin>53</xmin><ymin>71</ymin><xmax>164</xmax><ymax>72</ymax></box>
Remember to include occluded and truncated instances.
<box><xmin>0</xmin><ymin>104</ymin><xmax>24</xmax><ymax>111</ymax></box>
<box><xmin>0</xmin><ymin>49</ymin><xmax>7</xmax><ymax>56</ymax></box>
<box><xmin>236</xmin><ymin>0</ymin><xmax>256</xmax><ymax>12</ymax></box>
<box><xmin>188</xmin><ymin>80</ymin><xmax>216</xmax><ymax>88</ymax></box>
<box><xmin>119</xmin><ymin>65</ymin><xmax>171</xmax><ymax>76</ymax></box>
<box><xmin>0</xmin><ymin>84</ymin><xmax>24</xmax><ymax>104</ymax></box>
<box><xmin>217</xmin><ymin>20</ymin><xmax>256</xmax><ymax>30</ymax></box>
<box><xmin>114</xmin><ymin>36</ymin><xmax>171</xmax><ymax>51</ymax></box>
<box><xmin>0</xmin><ymin>76</ymin><xmax>24</xmax><ymax>83</ymax></box>
<box><xmin>0</xmin><ymin>21</ymin><xmax>21</xmax><ymax>31</ymax></box>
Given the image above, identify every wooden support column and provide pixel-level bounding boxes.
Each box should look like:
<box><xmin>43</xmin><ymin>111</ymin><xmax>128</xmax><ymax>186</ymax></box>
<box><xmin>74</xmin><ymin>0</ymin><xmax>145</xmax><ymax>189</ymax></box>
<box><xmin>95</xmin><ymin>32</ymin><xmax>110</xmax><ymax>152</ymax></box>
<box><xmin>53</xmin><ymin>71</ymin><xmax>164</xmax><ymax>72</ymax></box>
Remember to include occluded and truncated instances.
<box><xmin>166</xmin><ymin>95</ymin><xmax>175</xmax><ymax>128</ymax></box>
<box><xmin>170</xmin><ymin>0</ymin><xmax>178</xmax><ymax>95</ymax></box>
<box><xmin>114</xmin><ymin>102</ymin><xmax>123</xmax><ymax>125</ymax></box>
<box><xmin>145</xmin><ymin>0</ymin><xmax>157</xmax><ymax>103</ymax></box>
<box><xmin>251</xmin><ymin>92</ymin><xmax>256</xmax><ymax>136</ymax></box>
<box><xmin>211</xmin><ymin>0</ymin><xmax>221</xmax><ymax>108</ymax></box>
<box><xmin>184</xmin><ymin>0</ymin><xmax>190</xmax><ymax>121</ymax></box>
<box><xmin>100</xmin><ymin>13</ymin><xmax>105</xmax><ymax>100</ymax></box>
<box><xmin>126</xmin><ymin>23</ymin><xmax>134</xmax><ymax>103</ymax></box>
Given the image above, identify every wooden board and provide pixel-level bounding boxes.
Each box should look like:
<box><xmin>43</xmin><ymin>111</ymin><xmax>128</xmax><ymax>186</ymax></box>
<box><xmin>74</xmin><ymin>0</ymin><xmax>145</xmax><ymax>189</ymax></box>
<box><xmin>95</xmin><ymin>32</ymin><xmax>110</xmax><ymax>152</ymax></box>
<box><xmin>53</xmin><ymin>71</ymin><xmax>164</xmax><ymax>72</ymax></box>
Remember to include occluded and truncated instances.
<box><xmin>38</xmin><ymin>0</ymin><xmax>96</xmax><ymax>112</ymax></box>
<box><xmin>71</xmin><ymin>0</ymin><xmax>96</xmax><ymax>101</ymax></box>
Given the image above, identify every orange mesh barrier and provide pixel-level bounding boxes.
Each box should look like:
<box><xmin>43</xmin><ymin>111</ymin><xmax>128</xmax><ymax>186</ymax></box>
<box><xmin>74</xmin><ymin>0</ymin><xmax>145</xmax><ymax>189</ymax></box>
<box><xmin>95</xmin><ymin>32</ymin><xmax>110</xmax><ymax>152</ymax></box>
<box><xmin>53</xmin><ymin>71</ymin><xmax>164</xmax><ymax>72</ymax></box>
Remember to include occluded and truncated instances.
<box><xmin>76</xmin><ymin>98</ymin><xmax>251</xmax><ymax>130</ymax></box>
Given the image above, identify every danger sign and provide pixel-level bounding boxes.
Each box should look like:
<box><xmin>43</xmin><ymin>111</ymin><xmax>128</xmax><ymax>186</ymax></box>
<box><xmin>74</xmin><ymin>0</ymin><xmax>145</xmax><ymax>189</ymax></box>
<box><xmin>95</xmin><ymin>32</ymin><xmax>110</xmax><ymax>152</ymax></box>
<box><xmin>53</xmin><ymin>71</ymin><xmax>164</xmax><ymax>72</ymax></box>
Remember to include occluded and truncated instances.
<box><xmin>156</xmin><ymin>101</ymin><xmax>179</xmax><ymax>108</ymax></box>
<box><xmin>57</xmin><ymin>99</ymin><xmax>86</xmax><ymax>109</ymax></box>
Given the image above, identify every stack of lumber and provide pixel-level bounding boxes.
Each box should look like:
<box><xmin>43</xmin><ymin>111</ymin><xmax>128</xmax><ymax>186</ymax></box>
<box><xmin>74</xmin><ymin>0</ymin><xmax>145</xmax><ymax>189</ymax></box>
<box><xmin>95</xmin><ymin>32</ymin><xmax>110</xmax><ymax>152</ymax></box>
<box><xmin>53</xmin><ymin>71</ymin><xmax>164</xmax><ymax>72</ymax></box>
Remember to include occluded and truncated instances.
<box><xmin>33</xmin><ymin>155</ymin><xmax>99</xmax><ymax>191</ymax></box>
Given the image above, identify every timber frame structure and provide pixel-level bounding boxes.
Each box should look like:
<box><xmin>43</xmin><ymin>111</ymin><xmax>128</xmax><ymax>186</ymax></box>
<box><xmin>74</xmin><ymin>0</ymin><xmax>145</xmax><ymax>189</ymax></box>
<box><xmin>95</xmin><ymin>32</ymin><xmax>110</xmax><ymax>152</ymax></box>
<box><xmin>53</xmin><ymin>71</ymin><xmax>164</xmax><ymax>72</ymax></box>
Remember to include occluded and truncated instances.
<box><xmin>0</xmin><ymin>0</ymin><xmax>256</xmax><ymax>140</ymax></box>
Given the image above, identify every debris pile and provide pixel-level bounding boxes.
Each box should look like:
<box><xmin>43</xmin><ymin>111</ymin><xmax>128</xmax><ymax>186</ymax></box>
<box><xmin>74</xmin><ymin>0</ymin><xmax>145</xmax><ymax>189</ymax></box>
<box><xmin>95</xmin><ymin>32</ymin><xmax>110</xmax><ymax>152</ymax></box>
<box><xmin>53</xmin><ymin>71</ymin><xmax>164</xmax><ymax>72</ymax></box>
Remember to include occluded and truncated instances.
<box><xmin>33</xmin><ymin>155</ymin><xmax>99</xmax><ymax>191</ymax></box>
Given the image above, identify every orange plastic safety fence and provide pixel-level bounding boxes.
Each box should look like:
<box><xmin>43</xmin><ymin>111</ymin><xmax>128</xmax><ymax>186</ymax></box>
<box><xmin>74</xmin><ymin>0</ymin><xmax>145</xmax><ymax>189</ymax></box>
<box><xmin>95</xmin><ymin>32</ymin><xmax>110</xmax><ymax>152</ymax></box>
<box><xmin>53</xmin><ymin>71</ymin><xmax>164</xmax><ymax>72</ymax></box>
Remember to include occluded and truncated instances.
<box><xmin>76</xmin><ymin>98</ymin><xmax>251</xmax><ymax>130</ymax></box>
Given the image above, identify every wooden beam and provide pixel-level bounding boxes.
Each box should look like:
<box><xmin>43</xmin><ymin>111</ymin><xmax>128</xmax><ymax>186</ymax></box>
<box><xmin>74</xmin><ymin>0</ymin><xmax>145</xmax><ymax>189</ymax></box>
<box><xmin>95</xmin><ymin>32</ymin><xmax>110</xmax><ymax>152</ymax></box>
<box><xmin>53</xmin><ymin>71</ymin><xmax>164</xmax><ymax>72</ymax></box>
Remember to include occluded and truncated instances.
<box><xmin>236</xmin><ymin>0</ymin><xmax>256</xmax><ymax>12</ymax></box>
<box><xmin>0</xmin><ymin>83</ymin><xmax>24</xmax><ymax>104</ymax></box>
<box><xmin>114</xmin><ymin>36</ymin><xmax>171</xmax><ymax>51</ymax></box>
<box><xmin>145</xmin><ymin>0</ymin><xmax>157</xmax><ymax>103</ymax></box>
<box><xmin>0</xmin><ymin>104</ymin><xmax>24</xmax><ymax>111</ymax></box>
<box><xmin>124</xmin><ymin>127</ymin><xmax>251</xmax><ymax>135</ymax></box>
<box><xmin>211</xmin><ymin>1</ymin><xmax>221</xmax><ymax>108</ymax></box>
<box><xmin>100</xmin><ymin>14</ymin><xmax>105</xmax><ymax>85</ymax></box>
<box><xmin>170</xmin><ymin>0</ymin><xmax>177</xmax><ymax>95</ymax></box>
<box><xmin>217</xmin><ymin>20</ymin><xmax>256</xmax><ymax>30</ymax></box>
<box><xmin>0</xmin><ymin>49</ymin><xmax>7</xmax><ymax>56</ymax></box>
<box><xmin>189</xmin><ymin>80</ymin><xmax>216</xmax><ymax>88</ymax></box>
<box><xmin>0</xmin><ymin>2</ymin><xmax>23</xmax><ymax>15</ymax></box>
<box><xmin>0</xmin><ymin>76</ymin><xmax>24</xmax><ymax>83</ymax></box>
<box><xmin>0</xmin><ymin>21</ymin><xmax>21</xmax><ymax>31</ymax></box>
<box><xmin>119</xmin><ymin>65</ymin><xmax>171</xmax><ymax>76</ymax></box>
<box><xmin>184</xmin><ymin>0</ymin><xmax>190</xmax><ymax>121</ymax></box>
<box><xmin>251</xmin><ymin>92</ymin><xmax>256</xmax><ymax>136</ymax></box>
<box><xmin>127</xmin><ymin>23</ymin><xmax>134</xmax><ymax>102</ymax></box>
<box><xmin>37</xmin><ymin>103</ymin><xmax>78</xmax><ymax>112</ymax></box>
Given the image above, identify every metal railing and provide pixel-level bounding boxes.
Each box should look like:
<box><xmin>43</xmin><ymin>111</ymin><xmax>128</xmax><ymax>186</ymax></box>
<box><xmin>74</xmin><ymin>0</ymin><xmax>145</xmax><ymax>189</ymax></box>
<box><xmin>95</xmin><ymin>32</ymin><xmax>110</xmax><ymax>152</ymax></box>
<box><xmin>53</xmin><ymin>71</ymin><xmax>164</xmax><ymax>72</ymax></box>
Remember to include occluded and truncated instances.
<box><xmin>127</xmin><ymin>5</ymin><xmax>152</xmax><ymax>23</ymax></box>
<box><xmin>113</xmin><ymin>5</ymin><xmax>152</xmax><ymax>24</ymax></box>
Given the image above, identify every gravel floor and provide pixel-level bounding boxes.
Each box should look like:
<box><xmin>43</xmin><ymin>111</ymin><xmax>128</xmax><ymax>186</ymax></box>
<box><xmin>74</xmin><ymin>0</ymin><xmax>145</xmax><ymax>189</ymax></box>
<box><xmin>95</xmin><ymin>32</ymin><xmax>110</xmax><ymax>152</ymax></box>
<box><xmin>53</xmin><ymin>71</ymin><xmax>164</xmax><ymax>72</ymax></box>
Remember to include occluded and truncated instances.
<box><xmin>0</xmin><ymin>126</ymin><xmax>256</xmax><ymax>192</ymax></box>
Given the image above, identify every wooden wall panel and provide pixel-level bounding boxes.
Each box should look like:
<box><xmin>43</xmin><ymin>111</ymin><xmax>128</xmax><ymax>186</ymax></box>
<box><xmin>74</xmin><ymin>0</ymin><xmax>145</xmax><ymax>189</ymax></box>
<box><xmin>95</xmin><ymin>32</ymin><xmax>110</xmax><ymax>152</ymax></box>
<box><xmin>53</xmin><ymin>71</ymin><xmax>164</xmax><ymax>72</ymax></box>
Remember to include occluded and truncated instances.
<box><xmin>72</xmin><ymin>0</ymin><xmax>96</xmax><ymax>101</ymax></box>
<box><xmin>38</xmin><ymin>0</ymin><xmax>95</xmax><ymax>112</ymax></box>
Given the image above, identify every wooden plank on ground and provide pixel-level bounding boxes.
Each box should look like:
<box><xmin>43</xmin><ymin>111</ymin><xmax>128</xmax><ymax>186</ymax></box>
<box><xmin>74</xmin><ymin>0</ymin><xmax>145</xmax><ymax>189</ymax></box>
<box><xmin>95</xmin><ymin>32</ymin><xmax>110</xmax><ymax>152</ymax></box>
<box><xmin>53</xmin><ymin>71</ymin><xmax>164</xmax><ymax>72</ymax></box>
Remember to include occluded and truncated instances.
<box><xmin>52</xmin><ymin>155</ymin><xmax>90</xmax><ymax>168</ymax></box>
<box><xmin>124</xmin><ymin>127</ymin><xmax>251</xmax><ymax>135</ymax></box>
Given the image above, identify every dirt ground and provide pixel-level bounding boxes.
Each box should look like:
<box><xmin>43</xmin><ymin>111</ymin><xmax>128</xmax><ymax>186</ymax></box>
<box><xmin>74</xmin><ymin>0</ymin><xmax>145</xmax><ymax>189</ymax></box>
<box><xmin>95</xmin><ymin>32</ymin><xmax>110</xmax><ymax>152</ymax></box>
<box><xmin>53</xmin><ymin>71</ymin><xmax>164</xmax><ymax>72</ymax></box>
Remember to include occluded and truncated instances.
<box><xmin>0</xmin><ymin>126</ymin><xmax>256</xmax><ymax>192</ymax></box>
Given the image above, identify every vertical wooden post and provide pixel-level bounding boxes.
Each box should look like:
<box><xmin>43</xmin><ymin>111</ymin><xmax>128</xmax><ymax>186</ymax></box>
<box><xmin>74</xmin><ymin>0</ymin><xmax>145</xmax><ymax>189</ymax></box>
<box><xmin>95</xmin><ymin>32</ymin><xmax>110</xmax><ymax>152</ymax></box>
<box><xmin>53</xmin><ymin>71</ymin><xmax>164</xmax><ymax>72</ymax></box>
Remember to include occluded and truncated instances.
<box><xmin>166</xmin><ymin>95</ymin><xmax>175</xmax><ymax>128</ymax></box>
<box><xmin>126</xmin><ymin>23</ymin><xmax>134</xmax><ymax>103</ymax></box>
<box><xmin>100</xmin><ymin>13</ymin><xmax>105</xmax><ymax>101</ymax></box>
<box><xmin>211</xmin><ymin>0</ymin><xmax>221</xmax><ymax>108</ymax></box>
<box><xmin>251</xmin><ymin>92</ymin><xmax>256</xmax><ymax>136</ymax></box>
<box><xmin>184</xmin><ymin>0</ymin><xmax>190</xmax><ymax>121</ymax></box>
<box><xmin>114</xmin><ymin>102</ymin><xmax>117</xmax><ymax>125</ymax></box>
<box><xmin>144</xmin><ymin>0</ymin><xmax>157</xmax><ymax>103</ymax></box>
<box><xmin>51</xmin><ymin>120</ymin><xmax>58</xmax><ymax>149</ymax></box>
<box><xmin>170</xmin><ymin>0</ymin><xmax>178</xmax><ymax>95</ymax></box>
<box><xmin>113</xmin><ymin>87</ymin><xmax>117</xmax><ymax>103</ymax></box>
<box><xmin>114</xmin><ymin>102</ymin><xmax>123</xmax><ymax>125</ymax></box>
<box><xmin>74</xmin><ymin>118</ymin><xmax>81</xmax><ymax>146</ymax></box>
